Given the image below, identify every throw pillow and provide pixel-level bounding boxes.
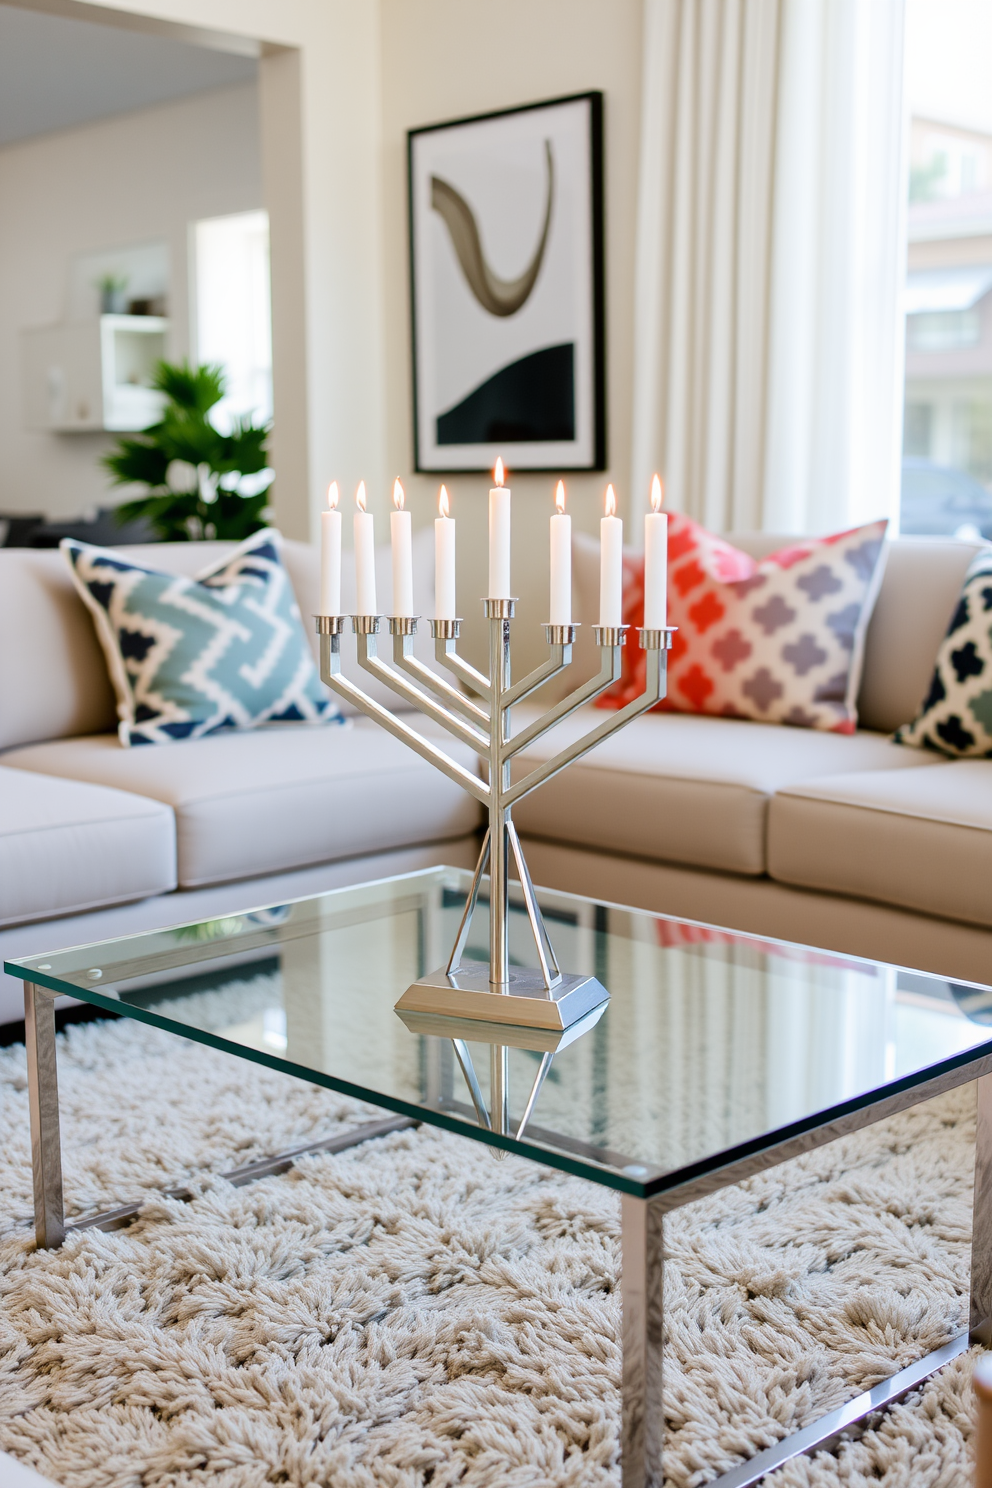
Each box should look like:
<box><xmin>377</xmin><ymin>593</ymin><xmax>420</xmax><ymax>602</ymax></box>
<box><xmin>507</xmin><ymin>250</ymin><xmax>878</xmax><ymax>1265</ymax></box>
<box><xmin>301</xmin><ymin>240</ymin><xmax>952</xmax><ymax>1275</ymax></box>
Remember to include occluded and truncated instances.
<box><xmin>597</xmin><ymin>514</ymin><xmax>888</xmax><ymax>733</ymax></box>
<box><xmin>895</xmin><ymin>547</ymin><xmax>992</xmax><ymax>757</ymax></box>
<box><xmin>62</xmin><ymin>529</ymin><xmax>343</xmax><ymax>746</ymax></box>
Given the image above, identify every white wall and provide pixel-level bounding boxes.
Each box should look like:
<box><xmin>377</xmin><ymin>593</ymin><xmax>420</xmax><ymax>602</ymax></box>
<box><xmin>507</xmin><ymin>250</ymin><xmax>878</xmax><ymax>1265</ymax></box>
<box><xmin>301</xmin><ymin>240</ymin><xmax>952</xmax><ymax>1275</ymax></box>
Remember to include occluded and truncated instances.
<box><xmin>0</xmin><ymin>79</ymin><xmax>262</xmax><ymax>521</ymax></box>
<box><xmin>378</xmin><ymin>0</ymin><xmax>644</xmax><ymax>670</ymax></box>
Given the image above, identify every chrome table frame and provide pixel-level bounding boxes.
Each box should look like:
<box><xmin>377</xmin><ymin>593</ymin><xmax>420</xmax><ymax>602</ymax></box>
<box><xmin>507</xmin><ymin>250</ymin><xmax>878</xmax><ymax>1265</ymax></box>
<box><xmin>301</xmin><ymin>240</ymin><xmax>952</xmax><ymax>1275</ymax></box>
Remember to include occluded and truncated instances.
<box><xmin>22</xmin><ymin>979</ymin><xmax>992</xmax><ymax>1488</ymax></box>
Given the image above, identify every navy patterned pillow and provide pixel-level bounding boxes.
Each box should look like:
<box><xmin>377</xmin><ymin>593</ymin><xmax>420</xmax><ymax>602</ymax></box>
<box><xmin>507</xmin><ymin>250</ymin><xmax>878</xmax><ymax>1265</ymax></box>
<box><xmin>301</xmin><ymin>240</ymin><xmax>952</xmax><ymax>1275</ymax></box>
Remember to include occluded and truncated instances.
<box><xmin>896</xmin><ymin>548</ymin><xmax>992</xmax><ymax>757</ymax></box>
<box><xmin>62</xmin><ymin>529</ymin><xmax>343</xmax><ymax>746</ymax></box>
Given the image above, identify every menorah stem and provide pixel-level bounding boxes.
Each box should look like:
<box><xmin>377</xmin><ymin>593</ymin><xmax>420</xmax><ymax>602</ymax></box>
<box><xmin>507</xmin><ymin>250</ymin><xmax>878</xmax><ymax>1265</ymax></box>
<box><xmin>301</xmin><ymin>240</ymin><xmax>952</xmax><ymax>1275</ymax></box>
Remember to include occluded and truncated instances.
<box><xmin>488</xmin><ymin>605</ymin><xmax>513</xmax><ymax>990</ymax></box>
<box><xmin>490</xmin><ymin>1042</ymin><xmax>510</xmax><ymax>1136</ymax></box>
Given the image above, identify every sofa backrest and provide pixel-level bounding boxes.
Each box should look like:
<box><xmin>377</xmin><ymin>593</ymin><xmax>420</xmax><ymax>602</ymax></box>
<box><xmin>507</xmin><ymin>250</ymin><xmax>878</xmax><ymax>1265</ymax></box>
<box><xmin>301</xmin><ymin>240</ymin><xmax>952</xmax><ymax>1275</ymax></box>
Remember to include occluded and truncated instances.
<box><xmin>571</xmin><ymin>531</ymin><xmax>984</xmax><ymax>735</ymax></box>
<box><xmin>0</xmin><ymin>530</ymin><xmax>437</xmax><ymax>749</ymax></box>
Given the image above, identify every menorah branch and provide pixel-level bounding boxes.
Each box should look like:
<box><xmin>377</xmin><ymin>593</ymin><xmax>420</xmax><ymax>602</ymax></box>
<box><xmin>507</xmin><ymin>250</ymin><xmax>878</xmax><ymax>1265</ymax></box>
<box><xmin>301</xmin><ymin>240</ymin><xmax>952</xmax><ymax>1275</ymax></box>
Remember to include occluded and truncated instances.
<box><xmin>390</xmin><ymin>629</ymin><xmax>490</xmax><ymax>728</ymax></box>
<box><xmin>318</xmin><ymin>624</ymin><xmax>489</xmax><ymax>805</ymax></box>
<box><xmin>355</xmin><ymin>630</ymin><xmax>490</xmax><ymax>757</ymax></box>
<box><xmin>503</xmin><ymin>644</ymin><xmax>623</xmax><ymax>762</ymax></box>
<box><xmin>502</xmin><ymin>630</ymin><xmax>573</xmax><ymax>708</ymax></box>
<box><xmin>503</xmin><ymin>639</ymin><xmax>671</xmax><ymax>809</ymax></box>
<box><xmin>433</xmin><ymin>631</ymin><xmax>491</xmax><ymax>700</ymax></box>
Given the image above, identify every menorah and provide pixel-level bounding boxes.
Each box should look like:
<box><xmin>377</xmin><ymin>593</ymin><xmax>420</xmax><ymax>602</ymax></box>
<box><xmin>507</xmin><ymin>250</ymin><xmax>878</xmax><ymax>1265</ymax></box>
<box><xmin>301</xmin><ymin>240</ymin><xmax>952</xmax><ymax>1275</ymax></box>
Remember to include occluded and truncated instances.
<box><xmin>316</xmin><ymin>602</ymin><xmax>674</xmax><ymax>1032</ymax></box>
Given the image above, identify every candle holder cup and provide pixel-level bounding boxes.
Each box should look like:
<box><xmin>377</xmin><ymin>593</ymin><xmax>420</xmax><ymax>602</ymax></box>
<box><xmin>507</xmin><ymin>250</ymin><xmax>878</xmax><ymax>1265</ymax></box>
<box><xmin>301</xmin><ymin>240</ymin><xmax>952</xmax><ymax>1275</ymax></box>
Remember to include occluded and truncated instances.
<box><xmin>316</xmin><ymin>606</ymin><xmax>676</xmax><ymax>1033</ymax></box>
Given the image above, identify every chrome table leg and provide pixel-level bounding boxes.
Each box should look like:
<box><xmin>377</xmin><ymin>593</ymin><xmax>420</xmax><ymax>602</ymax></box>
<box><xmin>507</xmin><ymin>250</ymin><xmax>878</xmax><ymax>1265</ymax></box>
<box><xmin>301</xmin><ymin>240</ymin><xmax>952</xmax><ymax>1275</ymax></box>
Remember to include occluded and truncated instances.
<box><xmin>621</xmin><ymin>1193</ymin><xmax>664</xmax><ymax>1488</ymax></box>
<box><xmin>24</xmin><ymin>982</ymin><xmax>65</xmax><ymax>1249</ymax></box>
<box><xmin>973</xmin><ymin>1072</ymin><xmax>992</xmax><ymax>1344</ymax></box>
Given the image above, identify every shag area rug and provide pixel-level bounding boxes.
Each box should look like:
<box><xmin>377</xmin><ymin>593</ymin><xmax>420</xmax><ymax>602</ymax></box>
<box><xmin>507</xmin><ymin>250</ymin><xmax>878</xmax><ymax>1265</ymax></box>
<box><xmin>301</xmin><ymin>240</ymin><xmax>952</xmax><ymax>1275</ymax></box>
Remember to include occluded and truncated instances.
<box><xmin>0</xmin><ymin>990</ymin><xmax>982</xmax><ymax>1487</ymax></box>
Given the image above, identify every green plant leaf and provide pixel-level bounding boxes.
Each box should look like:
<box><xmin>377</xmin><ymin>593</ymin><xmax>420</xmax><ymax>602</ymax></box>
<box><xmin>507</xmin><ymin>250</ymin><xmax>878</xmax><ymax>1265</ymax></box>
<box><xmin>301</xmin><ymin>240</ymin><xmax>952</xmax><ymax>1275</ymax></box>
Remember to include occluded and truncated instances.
<box><xmin>103</xmin><ymin>359</ymin><xmax>271</xmax><ymax>542</ymax></box>
<box><xmin>102</xmin><ymin>438</ymin><xmax>170</xmax><ymax>489</ymax></box>
<box><xmin>152</xmin><ymin>360</ymin><xmax>226</xmax><ymax>414</ymax></box>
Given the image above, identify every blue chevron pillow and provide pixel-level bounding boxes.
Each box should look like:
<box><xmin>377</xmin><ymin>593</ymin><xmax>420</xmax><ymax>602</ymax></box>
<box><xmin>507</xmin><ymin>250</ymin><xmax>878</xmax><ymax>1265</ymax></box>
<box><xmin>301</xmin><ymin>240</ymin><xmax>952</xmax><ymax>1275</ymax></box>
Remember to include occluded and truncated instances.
<box><xmin>62</xmin><ymin>529</ymin><xmax>343</xmax><ymax>746</ymax></box>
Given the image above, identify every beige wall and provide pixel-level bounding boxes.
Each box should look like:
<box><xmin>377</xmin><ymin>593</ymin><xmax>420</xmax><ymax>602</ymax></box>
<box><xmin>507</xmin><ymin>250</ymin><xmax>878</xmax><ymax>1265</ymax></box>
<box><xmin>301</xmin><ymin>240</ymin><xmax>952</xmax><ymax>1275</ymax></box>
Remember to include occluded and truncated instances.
<box><xmin>0</xmin><ymin>80</ymin><xmax>261</xmax><ymax>521</ymax></box>
<box><xmin>377</xmin><ymin>0</ymin><xmax>643</xmax><ymax>671</ymax></box>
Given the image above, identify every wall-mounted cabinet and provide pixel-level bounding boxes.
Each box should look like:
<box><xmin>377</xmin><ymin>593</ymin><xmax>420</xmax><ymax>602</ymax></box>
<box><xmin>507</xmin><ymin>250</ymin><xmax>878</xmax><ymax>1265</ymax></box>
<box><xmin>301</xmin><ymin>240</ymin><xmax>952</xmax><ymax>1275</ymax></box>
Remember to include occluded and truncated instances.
<box><xmin>21</xmin><ymin>315</ymin><xmax>168</xmax><ymax>433</ymax></box>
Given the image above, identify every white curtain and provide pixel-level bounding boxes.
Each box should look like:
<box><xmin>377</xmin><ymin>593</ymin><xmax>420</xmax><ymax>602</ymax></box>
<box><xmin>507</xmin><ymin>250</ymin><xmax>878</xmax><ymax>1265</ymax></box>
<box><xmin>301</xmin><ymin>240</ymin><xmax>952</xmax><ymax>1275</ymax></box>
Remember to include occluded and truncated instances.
<box><xmin>631</xmin><ymin>0</ymin><xmax>907</xmax><ymax>534</ymax></box>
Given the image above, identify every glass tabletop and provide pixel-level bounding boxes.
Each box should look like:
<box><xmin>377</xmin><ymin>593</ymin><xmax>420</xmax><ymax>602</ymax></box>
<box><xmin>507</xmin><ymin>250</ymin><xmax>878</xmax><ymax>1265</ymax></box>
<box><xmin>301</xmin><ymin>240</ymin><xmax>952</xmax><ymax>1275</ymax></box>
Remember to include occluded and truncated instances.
<box><xmin>8</xmin><ymin>865</ymin><xmax>992</xmax><ymax>1199</ymax></box>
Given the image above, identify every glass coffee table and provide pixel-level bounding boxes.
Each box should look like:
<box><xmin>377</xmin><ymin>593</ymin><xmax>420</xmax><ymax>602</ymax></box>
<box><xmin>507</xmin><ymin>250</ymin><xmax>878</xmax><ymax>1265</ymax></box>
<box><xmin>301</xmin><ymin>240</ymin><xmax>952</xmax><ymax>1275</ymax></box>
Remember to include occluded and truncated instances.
<box><xmin>8</xmin><ymin>865</ymin><xmax>992</xmax><ymax>1488</ymax></box>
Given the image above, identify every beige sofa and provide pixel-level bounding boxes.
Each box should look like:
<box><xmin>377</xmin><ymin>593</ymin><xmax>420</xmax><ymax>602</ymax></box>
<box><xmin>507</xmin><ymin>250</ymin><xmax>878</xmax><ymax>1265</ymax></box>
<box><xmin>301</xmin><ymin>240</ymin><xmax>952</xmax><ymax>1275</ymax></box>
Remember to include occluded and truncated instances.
<box><xmin>515</xmin><ymin>533</ymin><xmax>992</xmax><ymax>986</ymax></box>
<box><xmin>0</xmin><ymin>535</ymin><xmax>482</xmax><ymax>1022</ymax></box>
<box><xmin>1</xmin><ymin>530</ymin><xmax>989</xmax><ymax>1023</ymax></box>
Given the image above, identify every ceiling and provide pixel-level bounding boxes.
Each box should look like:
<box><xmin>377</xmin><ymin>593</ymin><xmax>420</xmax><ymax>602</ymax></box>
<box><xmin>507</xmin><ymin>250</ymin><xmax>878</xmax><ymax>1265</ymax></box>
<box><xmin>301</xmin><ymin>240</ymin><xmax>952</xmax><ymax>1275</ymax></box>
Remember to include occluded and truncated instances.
<box><xmin>0</xmin><ymin>3</ymin><xmax>257</xmax><ymax>148</ymax></box>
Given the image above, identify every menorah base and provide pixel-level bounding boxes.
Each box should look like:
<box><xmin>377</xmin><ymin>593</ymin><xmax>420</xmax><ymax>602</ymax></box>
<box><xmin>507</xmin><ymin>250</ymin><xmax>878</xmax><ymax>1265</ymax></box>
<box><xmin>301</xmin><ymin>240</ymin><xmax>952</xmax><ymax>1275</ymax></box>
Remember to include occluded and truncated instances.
<box><xmin>395</xmin><ymin>961</ymin><xmax>609</xmax><ymax>1031</ymax></box>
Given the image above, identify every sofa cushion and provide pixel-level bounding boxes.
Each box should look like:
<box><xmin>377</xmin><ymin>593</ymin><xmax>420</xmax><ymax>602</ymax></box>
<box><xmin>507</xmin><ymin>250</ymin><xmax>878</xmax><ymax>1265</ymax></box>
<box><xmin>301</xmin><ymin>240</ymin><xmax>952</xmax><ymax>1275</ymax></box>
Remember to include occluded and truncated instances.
<box><xmin>571</xmin><ymin>534</ymin><xmax>986</xmax><ymax>737</ymax></box>
<box><xmin>0</xmin><ymin>539</ymin><xmax>311</xmax><ymax>751</ymax></box>
<box><xmin>0</xmin><ymin>534</ymin><xmax>440</xmax><ymax>752</ymax></box>
<box><xmin>0</xmin><ymin>547</ymin><xmax>118</xmax><ymax>750</ymax></box>
<box><xmin>3</xmin><ymin>722</ymin><xmax>482</xmax><ymax>889</ymax></box>
<box><xmin>62</xmin><ymin>529</ymin><xmax>343</xmax><ymax>746</ymax></box>
<box><xmin>895</xmin><ymin>547</ymin><xmax>992</xmax><ymax>757</ymax></box>
<box><xmin>116</xmin><ymin>532</ymin><xmax>440</xmax><ymax>716</ymax></box>
<box><xmin>596</xmin><ymin>515</ymin><xmax>890</xmax><ymax>733</ymax></box>
<box><xmin>856</xmin><ymin>536</ymin><xmax>986</xmax><ymax>733</ymax></box>
<box><xmin>510</xmin><ymin>707</ymin><xmax>933</xmax><ymax>875</ymax></box>
<box><xmin>0</xmin><ymin>766</ymin><xmax>176</xmax><ymax>927</ymax></box>
<box><xmin>767</xmin><ymin>760</ymin><xmax>992</xmax><ymax>928</ymax></box>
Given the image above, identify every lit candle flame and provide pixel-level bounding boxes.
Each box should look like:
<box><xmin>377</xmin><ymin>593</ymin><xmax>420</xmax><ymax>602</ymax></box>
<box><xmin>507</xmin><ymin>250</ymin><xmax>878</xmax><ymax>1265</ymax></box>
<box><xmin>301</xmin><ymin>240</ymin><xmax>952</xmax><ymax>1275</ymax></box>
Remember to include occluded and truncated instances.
<box><xmin>327</xmin><ymin>481</ymin><xmax>339</xmax><ymax>510</ymax></box>
<box><xmin>438</xmin><ymin>485</ymin><xmax>450</xmax><ymax>518</ymax></box>
<box><xmin>392</xmin><ymin>478</ymin><xmax>405</xmax><ymax>511</ymax></box>
<box><xmin>650</xmin><ymin>474</ymin><xmax>664</xmax><ymax>513</ymax></box>
<box><xmin>555</xmin><ymin>480</ymin><xmax>566</xmax><ymax>515</ymax></box>
<box><xmin>494</xmin><ymin>457</ymin><xmax>505</xmax><ymax>487</ymax></box>
<box><xmin>356</xmin><ymin>480</ymin><xmax>367</xmax><ymax>513</ymax></box>
<box><xmin>605</xmin><ymin>484</ymin><xmax>617</xmax><ymax>518</ymax></box>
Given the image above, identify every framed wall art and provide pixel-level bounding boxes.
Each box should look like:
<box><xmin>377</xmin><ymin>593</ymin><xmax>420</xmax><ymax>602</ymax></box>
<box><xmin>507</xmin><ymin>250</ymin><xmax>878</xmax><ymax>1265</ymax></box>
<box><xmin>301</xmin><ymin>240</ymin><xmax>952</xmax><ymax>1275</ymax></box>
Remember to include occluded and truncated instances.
<box><xmin>408</xmin><ymin>91</ymin><xmax>605</xmax><ymax>474</ymax></box>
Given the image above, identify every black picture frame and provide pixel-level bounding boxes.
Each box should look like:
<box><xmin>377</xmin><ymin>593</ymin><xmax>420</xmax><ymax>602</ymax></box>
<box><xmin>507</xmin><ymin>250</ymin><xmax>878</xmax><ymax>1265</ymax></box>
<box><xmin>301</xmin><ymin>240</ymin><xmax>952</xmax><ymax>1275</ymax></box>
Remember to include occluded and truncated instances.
<box><xmin>408</xmin><ymin>91</ymin><xmax>605</xmax><ymax>474</ymax></box>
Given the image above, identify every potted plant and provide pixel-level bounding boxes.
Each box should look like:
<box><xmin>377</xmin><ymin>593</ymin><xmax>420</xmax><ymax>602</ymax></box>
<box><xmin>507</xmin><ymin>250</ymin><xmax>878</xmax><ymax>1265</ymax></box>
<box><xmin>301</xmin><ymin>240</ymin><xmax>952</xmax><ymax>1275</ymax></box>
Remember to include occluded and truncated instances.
<box><xmin>102</xmin><ymin>361</ymin><xmax>273</xmax><ymax>542</ymax></box>
<box><xmin>96</xmin><ymin>272</ymin><xmax>129</xmax><ymax>314</ymax></box>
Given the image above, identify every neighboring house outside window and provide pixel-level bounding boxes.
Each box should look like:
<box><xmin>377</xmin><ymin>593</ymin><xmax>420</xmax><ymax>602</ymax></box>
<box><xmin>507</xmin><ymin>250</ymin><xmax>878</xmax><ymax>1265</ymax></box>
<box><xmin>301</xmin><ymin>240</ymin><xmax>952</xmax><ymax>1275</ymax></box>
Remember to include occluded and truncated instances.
<box><xmin>901</xmin><ymin>6</ymin><xmax>992</xmax><ymax>538</ymax></box>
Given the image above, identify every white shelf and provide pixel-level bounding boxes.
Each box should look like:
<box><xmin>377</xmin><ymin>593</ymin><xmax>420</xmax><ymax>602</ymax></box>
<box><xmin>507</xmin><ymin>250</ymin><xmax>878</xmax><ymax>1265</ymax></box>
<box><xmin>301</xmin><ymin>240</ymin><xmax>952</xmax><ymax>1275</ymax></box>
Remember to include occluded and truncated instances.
<box><xmin>21</xmin><ymin>315</ymin><xmax>169</xmax><ymax>433</ymax></box>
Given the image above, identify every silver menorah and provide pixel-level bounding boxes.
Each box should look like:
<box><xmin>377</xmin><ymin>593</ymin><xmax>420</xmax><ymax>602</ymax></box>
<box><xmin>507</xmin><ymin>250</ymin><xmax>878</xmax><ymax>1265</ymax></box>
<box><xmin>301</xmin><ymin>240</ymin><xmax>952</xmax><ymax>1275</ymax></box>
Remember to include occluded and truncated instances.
<box><xmin>316</xmin><ymin>604</ymin><xmax>674</xmax><ymax>1032</ymax></box>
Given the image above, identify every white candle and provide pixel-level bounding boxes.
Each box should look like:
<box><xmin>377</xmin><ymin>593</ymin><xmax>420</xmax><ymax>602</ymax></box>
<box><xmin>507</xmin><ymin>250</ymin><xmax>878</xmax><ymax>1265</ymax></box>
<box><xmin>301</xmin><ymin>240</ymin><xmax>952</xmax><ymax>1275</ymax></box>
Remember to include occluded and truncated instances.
<box><xmin>320</xmin><ymin>481</ymin><xmax>341</xmax><ymax>615</ymax></box>
<box><xmin>549</xmin><ymin>480</ymin><xmax>571</xmax><ymax>626</ymax></box>
<box><xmin>488</xmin><ymin>457</ymin><xmax>511</xmax><ymax>598</ymax></box>
<box><xmin>643</xmin><ymin>474</ymin><xmax>668</xmax><ymax>629</ymax></box>
<box><xmin>354</xmin><ymin>481</ymin><xmax>377</xmax><ymax>614</ymax></box>
<box><xmin>600</xmin><ymin>483</ymin><xmax>623</xmax><ymax>627</ymax></box>
<box><xmin>435</xmin><ymin>485</ymin><xmax>456</xmax><ymax>619</ymax></box>
<box><xmin>390</xmin><ymin>478</ymin><xmax>414</xmax><ymax>616</ymax></box>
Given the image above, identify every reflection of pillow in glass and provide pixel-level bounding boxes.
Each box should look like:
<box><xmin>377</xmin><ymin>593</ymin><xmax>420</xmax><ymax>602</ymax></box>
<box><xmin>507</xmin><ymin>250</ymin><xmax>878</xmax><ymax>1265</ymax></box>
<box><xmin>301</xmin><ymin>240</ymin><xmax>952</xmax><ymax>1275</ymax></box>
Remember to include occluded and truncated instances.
<box><xmin>596</xmin><ymin>514</ymin><xmax>889</xmax><ymax>734</ymax></box>
<box><xmin>896</xmin><ymin>548</ymin><xmax>992</xmax><ymax>757</ymax></box>
<box><xmin>61</xmin><ymin>529</ymin><xmax>343</xmax><ymax>746</ymax></box>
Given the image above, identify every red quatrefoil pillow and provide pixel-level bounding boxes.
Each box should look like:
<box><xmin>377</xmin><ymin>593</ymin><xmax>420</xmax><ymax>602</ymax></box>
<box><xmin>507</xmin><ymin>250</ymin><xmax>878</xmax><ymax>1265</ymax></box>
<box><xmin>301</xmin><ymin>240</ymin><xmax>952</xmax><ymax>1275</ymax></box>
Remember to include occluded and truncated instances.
<box><xmin>597</xmin><ymin>514</ymin><xmax>889</xmax><ymax>733</ymax></box>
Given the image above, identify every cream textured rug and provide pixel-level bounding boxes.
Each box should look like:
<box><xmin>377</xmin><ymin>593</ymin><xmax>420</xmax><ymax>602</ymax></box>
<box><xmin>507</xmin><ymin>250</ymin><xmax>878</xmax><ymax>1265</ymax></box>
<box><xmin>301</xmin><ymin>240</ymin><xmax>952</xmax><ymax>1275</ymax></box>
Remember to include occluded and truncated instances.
<box><xmin>0</xmin><ymin>991</ymin><xmax>982</xmax><ymax>1487</ymax></box>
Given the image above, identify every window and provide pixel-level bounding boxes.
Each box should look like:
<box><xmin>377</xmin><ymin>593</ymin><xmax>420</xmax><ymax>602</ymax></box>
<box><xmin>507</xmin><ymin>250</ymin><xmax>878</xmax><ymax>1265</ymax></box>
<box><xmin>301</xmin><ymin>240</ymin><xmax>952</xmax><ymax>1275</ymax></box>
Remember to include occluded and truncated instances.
<box><xmin>903</xmin><ymin>402</ymin><xmax>933</xmax><ymax>459</ymax></box>
<box><xmin>900</xmin><ymin>0</ymin><xmax>992</xmax><ymax>538</ymax></box>
<box><xmin>192</xmin><ymin>209</ymin><xmax>272</xmax><ymax>435</ymax></box>
<box><xmin>907</xmin><ymin>309</ymin><xmax>981</xmax><ymax>353</ymax></box>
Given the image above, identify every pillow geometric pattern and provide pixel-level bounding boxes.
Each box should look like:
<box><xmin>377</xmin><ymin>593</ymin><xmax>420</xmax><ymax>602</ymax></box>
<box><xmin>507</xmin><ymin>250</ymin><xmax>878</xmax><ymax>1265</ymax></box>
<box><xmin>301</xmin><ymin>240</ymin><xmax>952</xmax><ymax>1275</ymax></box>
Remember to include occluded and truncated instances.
<box><xmin>597</xmin><ymin>514</ymin><xmax>889</xmax><ymax>734</ymax></box>
<box><xmin>896</xmin><ymin>547</ymin><xmax>992</xmax><ymax>757</ymax></box>
<box><xmin>61</xmin><ymin>529</ymin><xmax>342</xmax><ymax>746</ymax></box>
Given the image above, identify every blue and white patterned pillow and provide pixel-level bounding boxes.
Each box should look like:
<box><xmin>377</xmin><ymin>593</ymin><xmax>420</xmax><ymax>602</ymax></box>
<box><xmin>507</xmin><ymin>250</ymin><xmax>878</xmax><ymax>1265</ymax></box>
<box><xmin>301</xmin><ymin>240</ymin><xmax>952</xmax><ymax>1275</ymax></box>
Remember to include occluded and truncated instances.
<box><xmin>62</xmin><ymin>529</ymin><xmax>343</xmax><ymax>746</ymax></box>
<box><xmin>896</xmin><ymin>547</ymin><xmax>992</xmax><ymax>757</ymax></box>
